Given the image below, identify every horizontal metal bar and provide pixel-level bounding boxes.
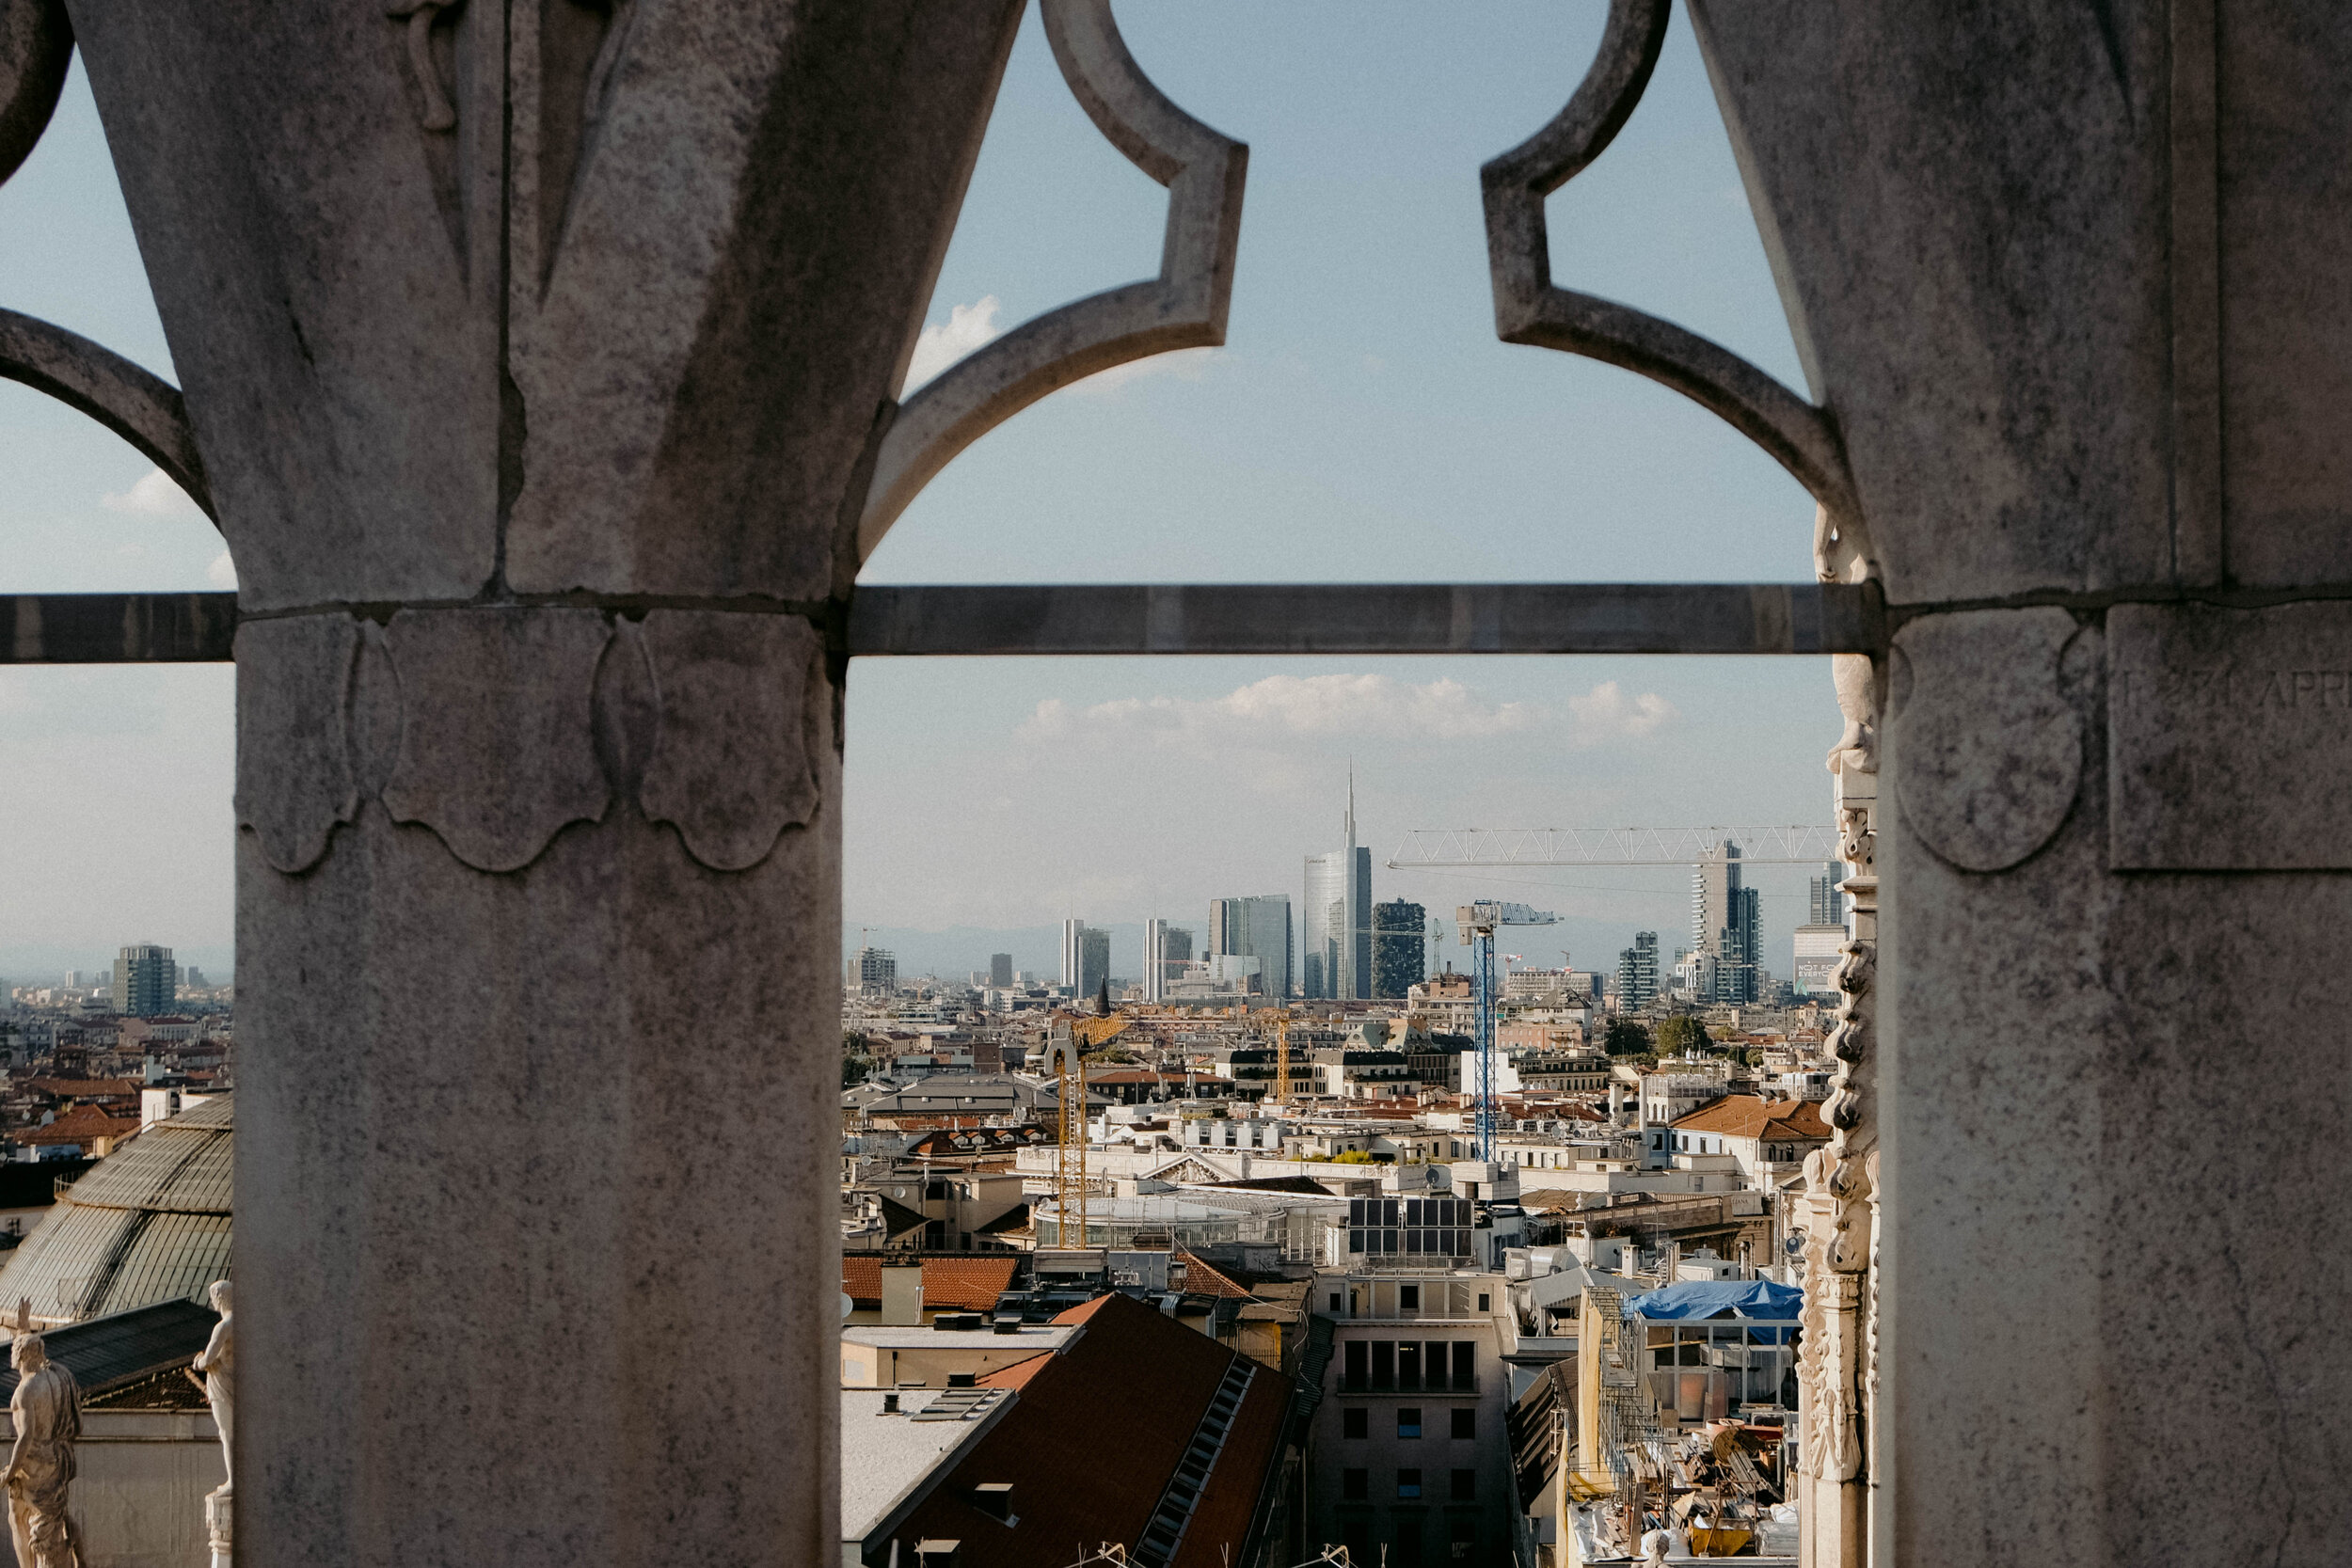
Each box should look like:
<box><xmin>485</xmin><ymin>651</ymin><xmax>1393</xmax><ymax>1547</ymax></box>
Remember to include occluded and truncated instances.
<box><xmin>4</xmin><ymin>594</ymin><xmax>239</xmax><ymax>662</ymax></box>
<box><xmin>847</xmin><ymin>582</ymin><xmax>1883</xmax><ymax>656</ymax></box>
<box><xmin>0</xmin><ymin>582</ymin><xmax>1885</xmax><ymax>663</ymax></box>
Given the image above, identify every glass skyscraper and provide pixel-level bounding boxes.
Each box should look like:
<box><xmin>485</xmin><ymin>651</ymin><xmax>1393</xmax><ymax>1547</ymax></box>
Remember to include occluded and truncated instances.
<box><xmin>1209</xmin><ymin>895</ymin><xmax>1293</xmax><ymax>999</ymax></box>
<box><xmin>1303</xmin><ymin>777</ymin><xmax>1373</xmax><ymax>1000</ymax></box>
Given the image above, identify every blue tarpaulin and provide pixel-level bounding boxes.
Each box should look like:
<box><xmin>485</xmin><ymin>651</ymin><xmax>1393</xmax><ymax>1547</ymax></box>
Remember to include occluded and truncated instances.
<box><xmin>1622</xmin><ymin>1279</ymin><xmax>1804</xmax><ymax>1322</ymax></box>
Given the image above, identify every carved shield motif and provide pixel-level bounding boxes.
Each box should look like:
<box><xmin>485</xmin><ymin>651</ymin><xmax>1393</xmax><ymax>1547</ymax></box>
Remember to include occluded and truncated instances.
<box><xmin>1889</xmin><ymin>607</ymin><xmax>2083</xmax><ymax>872</ymax></box>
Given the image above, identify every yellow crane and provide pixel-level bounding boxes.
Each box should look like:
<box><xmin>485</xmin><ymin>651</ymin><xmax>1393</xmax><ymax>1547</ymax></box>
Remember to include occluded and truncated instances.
<box><xmin>1046</xmin><ymin>1011</ymin><xmax>1131</xmax><ymax>1250</ymax></box>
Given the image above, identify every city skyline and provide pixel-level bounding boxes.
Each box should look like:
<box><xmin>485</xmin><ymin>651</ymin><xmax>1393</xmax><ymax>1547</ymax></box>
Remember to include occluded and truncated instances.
<box><xmin>0</xmin><ymin>5</ymin><xmax>1840</xmax><ymax>975</ymax></box>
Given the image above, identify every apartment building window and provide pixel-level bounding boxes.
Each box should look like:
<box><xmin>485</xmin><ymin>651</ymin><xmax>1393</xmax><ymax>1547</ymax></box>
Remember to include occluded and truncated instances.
<box><xmin>1342</xmin><ymin>1468</ymin><xmax>1368</xmax><ymax>1500</ymax></box>
<box><xmin>1446</xmin><ymin>1518</ymin><xmax>1477</xmax><ymax>1562</ymax></box>
<box><xmin>1449</xmin><ymin>1468</ymin><xmax>1475</xmax><ymax>1501</ymax></box>
<box><xmin>1343</xmin><ymin>1524</ymin><xmax>1373</xmax><ymax>1562</ymax></box>
<box><xmin>1395</xmin><ymin>1519</ymin><xmax>1423</xmax><ymax>1568</ymax></box>
<box><xmin>1397</xmin><ymin>1407</ymin><xmax>1422</xmax><ymax>1438</ymax></box>
<box><xmin>1330</xmin><ymin>1291</ymin><xmax>1343</xmax><ymax>1312</ymax></box>
<box><xmin>1373</xmin><ymin>1341</ymin><xmax>1395</xmax><ymax>1389</ymax></box>
<box><xmin>1344</xmin><ymin>1340</ymin><xmax>1367</xmax><ymax>1390</ymax></box>
<box><xmin>1343</xmin><ymin>1407</ymin><xmax>1368</xmax><ymax>1439</ymax></box>
<box><xmin>1396</xmin><ymin>1468</ymin><xmax>1422</xmax><ymax>1499</ymax></box>
<box><xmin>1450</xmin><ymin>1407</ymin><xmax>1475</xmax><ymax>1439</ymax></box>
<box><xmin>1451</xmin><ymin>1341</ymin><xmax>1476</xmax><ymax>1391</ymax></box>
<box><xmin>1398</xmin><ymin>1342</ymin><xmax>1421</xmax><ymax>1389</ymax></box>
<box><xmin>1399</xmin><ymin>1285</ymin><xmax>1420</xmax><ymax>1311</ymax></box>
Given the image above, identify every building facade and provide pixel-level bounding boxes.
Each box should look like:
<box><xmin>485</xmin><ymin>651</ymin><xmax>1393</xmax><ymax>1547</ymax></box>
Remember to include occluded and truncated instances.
<box><xmin>1614</xmin><ymin>931</ymin><xmax>1659</xmax><ymax>1011</ymax></box>
<box><xmin>1792</xmin><ymin>924</ymin><xmax>1846</xmax><ymax>995</ymax></box>
<box><xmin>1372</xmin><ymin>899</ymin><xmax>1426</xmax><ymax>999</ymax></box>
<box><xmin>110</xmin><ymin>945</ymin><xmax>174</xmax><ymax>1018</ymax></box>
<box><xmin>1209</xmin><ymin>894</ymin><xmax>1293</xmax><ymax>1000</ymax></box>
<box><xmin>1305</xmin><ymin>1272</ymin><xmax>1515</xmax><ymax>1567</ymax></box>
<box><xmin>1058</xmin><ymin>919</ymin><xmax>1110</xmax><ymax>1000</ymax></box>
<box><xmin>1304</xmin><ymin>781</ymin><xmax>1373</xmax><ymax>1001</ymax></box>
<box><xmin>846</xmin><ymin>947</ymin><xmax>898</xmax><ymax>995</ymax></box>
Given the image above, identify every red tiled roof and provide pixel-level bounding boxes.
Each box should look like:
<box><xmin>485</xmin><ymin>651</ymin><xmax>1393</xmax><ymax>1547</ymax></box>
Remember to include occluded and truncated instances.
<box><xmin>17</xmin><ymin>1104</ymin><xmax>140</xmax><ymax>1146</ymax></box>
<box><xmin>1173</xmin><ymin>1252</ymin><xmax>1255</xmax><ymax>1301</ymax></box>
<box><xmin>24</xmin><ymin>1079</ymin><xmax>141</xmax><ymax>1100</ymax></box>
<box><xmin>976</xmin><ymin>1352</ymin><xmax>1055</xmax><ymax>1391</ymax></box>
<box><xmin>886</xmin><ymin>1291</ymin><xmax>1293</xmax><ymax>1568</ymax></box>
<box><xmin>840</xmin><ymin>1256</ymin><xmax>1018</xmax><ymax>1312</ymax></box>
<box><xmin>1668</xmin><ymin>1095</ymin><xmax>1832</xmax><ymax>1140</ymax></box>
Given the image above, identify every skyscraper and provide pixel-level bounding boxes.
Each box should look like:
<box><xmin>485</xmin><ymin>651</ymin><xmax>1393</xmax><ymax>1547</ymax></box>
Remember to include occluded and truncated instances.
<box><xmin>1808</xmin><ymin>862</ymin><xmax>1847</xmax><ymax>927</ymax></box>
<box><xmin>1372</xmin><ymin>899</ymin><xmax>1425</xmax><ymax>998</ymax></box>
<box><xmin>1208</xmin><ymin>895</ymin><xmax>1293</xmax><ymax>999</ymax></box>
<box><xmin>111</xmin><ymin>944</ymin><xmax>174</xmax><ymax>1017</ymax></box>
<box><xmin>1615</xmin><ymin>931</ymin><xmax>1660</xmax><ymax>1010</ymax></box>
<box><xmin>845</xmin><ymin>946</ymin><xmax>897</xmax><ymax>994</ymax></box>
<box><xmin>990</xmin><ymin>953</ymin><xmax>1013</xmax><ymax>987</ymax></box>
<box><xmin>1141</xmin><ymin>920</ymin><xmax>1193</xmax><ymax>1002</ymax></box>
<box><xmin>1060</xmin><ymin>919</ymin><xmax>1110</xmax><ymax>1000</ymax></box>
<box><xmin>1690</xmin><ymin>843</ymin><xmax>1760</xmax><ymax>1003</ymax></box>
<box><xmin>1302</xmin><ymin>776</ymin><xmax>1373</xmax><ymax>1000</ymax></box>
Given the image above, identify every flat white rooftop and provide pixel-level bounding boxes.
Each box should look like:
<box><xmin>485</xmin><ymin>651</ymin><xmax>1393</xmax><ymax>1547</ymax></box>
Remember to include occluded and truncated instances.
<box><xmin>839</xmin><ymin>1387</ymin><xmax>1014</xmax><ymax>1547</ymax></box>
<box><xmin>842</xmin><ymin>1323</ymin><xmax>1079</xmax><ymax>1352</ymax></box>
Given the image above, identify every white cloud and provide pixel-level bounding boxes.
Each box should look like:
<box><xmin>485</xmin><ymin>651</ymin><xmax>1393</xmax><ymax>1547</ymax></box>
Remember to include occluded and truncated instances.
<box><xmin>1021</xmin><ymin>673</ymin><xmax>1675</xmax><ymax>754</ymax></box>
<box><xmin>1567</xmin><ymin>679</ymin><xmax>1676</xmax><ymax>737</ymax></box>
<box><xmin>206</xmin><ymin>551</ymin><xmax>238</xmax><ymax>589</ymax></box>
<box><xmin>904</xmin><ymin>295</ymin><xmax>1004</xmax><ymax>391</ymax></box>
<box><xmin>100</xmin><ymin>468</ymin><xmax>200</xmax><ymax>518</ymax></box>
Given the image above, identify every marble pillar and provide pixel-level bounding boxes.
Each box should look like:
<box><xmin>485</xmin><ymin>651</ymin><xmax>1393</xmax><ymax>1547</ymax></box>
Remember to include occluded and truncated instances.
<box><xmin>1686</xmin><ymin>5</ymin><xmax>2352</xmax><ymax>1564</ymax></box>
<box><xmin>54</xmin><ymin>4</ymin><xmax>1027</xmax><ymax>1564</ymax></box>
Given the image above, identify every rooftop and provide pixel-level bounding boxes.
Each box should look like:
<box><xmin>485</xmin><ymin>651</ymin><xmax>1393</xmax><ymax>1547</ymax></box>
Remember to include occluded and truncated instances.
<box><xmin>840</xmin><ymin>1386</ymin><xmax>1016</xmax><ymax>1548</ymax></box>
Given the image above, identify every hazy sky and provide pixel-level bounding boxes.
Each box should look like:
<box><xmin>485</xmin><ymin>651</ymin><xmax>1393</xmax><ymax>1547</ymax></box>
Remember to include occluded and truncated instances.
<box><xmin>0</xmin><ymin>4</ymin><xmax>1837</xmax><ymax>986</ymax></box>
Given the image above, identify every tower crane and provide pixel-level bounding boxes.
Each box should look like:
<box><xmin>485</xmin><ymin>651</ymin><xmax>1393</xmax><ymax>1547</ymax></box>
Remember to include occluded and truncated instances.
<box><xmin>1042</xmin><ymin>1010</ymin><xmax>1131</xmax><ymax>1250</ymax></box>
<box><xmin>1455</xmin><ymin>901</ymin><xmax>1557</xmax><ymax>1162</ymax></box>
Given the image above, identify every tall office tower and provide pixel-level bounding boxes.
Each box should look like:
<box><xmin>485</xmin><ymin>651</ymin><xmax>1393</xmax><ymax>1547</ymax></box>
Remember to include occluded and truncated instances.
<box><xmin>1302</xmin><ymin>776</ymin><xmax>1374</xmax><ymax>999</ymax></box>
<box><xmin>185</xmin><ymin>967</ymin><xmax>208</xmax><ymax>990</ymax></box>
<box><xmin>1210</xmin><ymin>895</ymin><xmax>1294</xmax><ymax>999</ymax></box>
<box><xmin>112</xmin><ymin>944</ymin><xmax>175</xmax><ymax>1017</ymax></box>
<box><xmin>845</xmin><ymin>946</ymin><xmax>897</xmax><ymax>994</ymax></box>
<box><xmin>1808</xmin><ymin>862</ymin><xmax>1847</xmax><ymax>927</ymax></box>
<box><xmin>1372</xmin><ymin>899</ymin><xmax>1426</xmax><ymax>998</ymax></box>
<box><xmin>1140</xmin><ymin>919</ymin><xmax>1192</xmax><ymax>1002</ymax></box>
<box><xmin>1690</xmin><ymin>843</ymin><xmax>1761</xmax><ymax>1003</ymax></box>
<box><xmin>1059</xmin><ymin>918</ymin><xmax>1086</xmax><ymax>990</ymax></box>
<box><xmin>990</xmin><ymin>953</ymin><xmax>1013</xmax><ymax>988</ymax></box>
<box><xmin>61</xmin><ymin>971</ymin><xmax>80</xmax><ymax>990</ymax></box>
<box><xmin>1615</xmin><ymin>931</ymin><xmax>1660</xmax><ymax>1009</ymax></box>
<box><xmin>1079</xmin><ymin>927</ymin><xmax>1110</xmax><ymax>1002</ymax></box>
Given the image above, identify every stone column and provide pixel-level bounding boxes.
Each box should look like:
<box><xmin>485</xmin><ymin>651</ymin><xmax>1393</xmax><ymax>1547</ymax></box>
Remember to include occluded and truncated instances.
<box><xmin>55</xmin><ymin>5</ymin><xmax>1027</xmax><ymax>1564</ymax></box>
<box><xmin>1691</xmin><ymin>5</ymin><xmax>2352</xmax><ymax>1564</ymax></box>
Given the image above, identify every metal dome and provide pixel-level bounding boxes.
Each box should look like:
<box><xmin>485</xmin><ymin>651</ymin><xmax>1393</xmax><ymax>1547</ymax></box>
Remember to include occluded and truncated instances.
<box><xmin>0</xmin><ymin>1095</ymin><xmax>230</xmax><ymax>1327</ymax></box>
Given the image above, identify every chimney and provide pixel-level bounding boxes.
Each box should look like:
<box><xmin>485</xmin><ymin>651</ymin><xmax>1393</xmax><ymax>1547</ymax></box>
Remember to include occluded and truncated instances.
<box><xmin>880</xmin><ymin>1260</ymin><xmax>924</xmax><ymax>1327</ymax></box>
<box><xmin>970</xmin><ymin>1483</ymin><xmax>1013</xmax><ymax>1523</ymax></box>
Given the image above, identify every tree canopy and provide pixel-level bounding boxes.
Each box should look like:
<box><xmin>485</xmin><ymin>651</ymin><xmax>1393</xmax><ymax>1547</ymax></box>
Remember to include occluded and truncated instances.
<box><xmin>1655</xmin><ymin>1015</ymin><xmax>1715</xmax><ymax>1056</ymax></box>
<box><xmin>1604</xmin><ymin>1019</ymin><xmax>1652</xmax><ymax>1056</ymax></box>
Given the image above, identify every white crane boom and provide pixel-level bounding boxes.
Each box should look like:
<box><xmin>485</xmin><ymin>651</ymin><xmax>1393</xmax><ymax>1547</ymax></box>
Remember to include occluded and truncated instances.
<box><xmin>1390</xmin><ymin>825</ymin><xmax>1839</xmax><ymax>868</ymax></box>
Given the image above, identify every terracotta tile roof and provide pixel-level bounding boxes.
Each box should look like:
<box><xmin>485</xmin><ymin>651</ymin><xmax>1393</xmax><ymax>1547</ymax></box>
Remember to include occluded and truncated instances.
<box><xmin>840</xmin><ymin>1256</ymin><xmax>1019</xmax><ymax>1313</ymax></box>
<box><xmin>1667</xmin><ymin>1095</ymin><xmax>1832</xmax><ymax>1140</ymax></box>
<box><xmin>17</xmin><ymin>1104</ymin><xmax>140</xmax><ymax>1146</ymax></box>
<box><xmin>1173</xmin><ymin>1252</ymin><xmax>1255</xmax><ymax>1301</ymax></box>
<box><xmin>887</xmin><ymin>1291</ymin><xmax>1293</xmax><ymax>1568</ymax></box>
<box><xmin>24</xmin><ymin>1079</ymin><xmax>142</xmax><ymax>1100</ymax></box>
<box><xmin>976</xmin><ymin>1352</ymin><xmax>1055</xmax><ymax>1391</ymax></box>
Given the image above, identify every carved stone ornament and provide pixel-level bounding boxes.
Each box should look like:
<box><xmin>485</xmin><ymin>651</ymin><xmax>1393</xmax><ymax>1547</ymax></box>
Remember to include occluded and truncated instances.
<box><xmin>856</xmin><ymin>0</ymin><xmax>1248</xmax><ymax>560</ymax></box>
<box><xmin>234</xmin><ymin>615</ymin><xmax>362</xmax><ymax>874</ymax></box>
<box><xmin>636</xmin><ymin>610</ymin><xmax>827</xmax><ymax>871</ymax></box>
<box><xmin>1889</xmin><ymin>607</ymin><xmax>2084</xmax><ymax>873</ymax></box>
<box><xmin>379</xmin><ymin>609</ymin><xmax>613</xmax><ymax>872</ymax></box>
<box><xmin>1479</xmin><ymin>0</ymin><xmax>1871</xmax><ymax>563</ymax></box>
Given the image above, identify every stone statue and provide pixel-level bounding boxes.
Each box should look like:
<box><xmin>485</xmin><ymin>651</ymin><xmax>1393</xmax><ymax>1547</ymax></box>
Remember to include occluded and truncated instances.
<box><xmin>193</xmin><ymin>1280</ymin><xmax>232</xmax><ymax>1493</ymax></box>
<box><xmin>4</xmin><ymin>1321</ymin><xmax>82</xmax><ymax>1568</ymax></box>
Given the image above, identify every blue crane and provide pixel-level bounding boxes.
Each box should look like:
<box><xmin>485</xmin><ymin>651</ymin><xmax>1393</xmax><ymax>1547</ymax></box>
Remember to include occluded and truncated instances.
<box><xmin>1455</xmin><ymin>900</ymin><xmax>1559</xmax><ymax>1161</ymax></box>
